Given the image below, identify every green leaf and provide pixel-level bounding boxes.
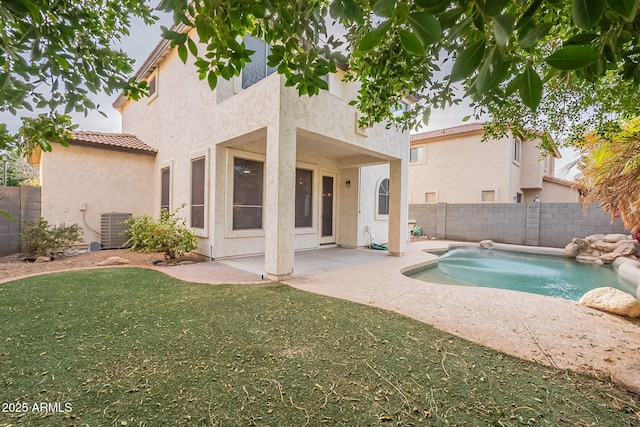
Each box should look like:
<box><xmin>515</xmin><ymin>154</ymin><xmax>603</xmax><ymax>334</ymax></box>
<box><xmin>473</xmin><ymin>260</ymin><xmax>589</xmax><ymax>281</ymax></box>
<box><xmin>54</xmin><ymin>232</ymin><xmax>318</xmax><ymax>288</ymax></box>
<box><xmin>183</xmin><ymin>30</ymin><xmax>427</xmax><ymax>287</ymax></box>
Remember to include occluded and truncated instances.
<box><xmin>415</xmin><ymin>0</ymin><xmax>448</xmax><ymax>14</ymax></box>
<box><xmin>492</xmin><ymin>14</ymin><xmax>515</xmax><ymax>46</ymax></box>
<box><xmin>477</xmin><ymin>0</ymin><xmax>510</xmax><ymax>16</ymax></box>
<box><xmin>517</xmin><ymin>0</ymin><xmax>542</xmax><ymax>27</ymax></box>
<box><xmin>408</xmin><ymin>13</ymin><xmax>441</xmax><ymax>46</ymax></box>
<box><xmin>207</xmin><ymin>71</ymin><xmax>218</xmax><ymax>90</ymax></box>
<box><xmin>545</xmin><ymin>45</ymin><xmax>600</xmax><ymax>70</ymax></box>
<box><xmin>177</xmin><ymin>44</ymin><xmax>188</xmax><ymax>63</ymax></box>
<box><xmin>161</xmin><ymin>27</ymin><xmax>181</xmax><ymax>41</ymax></box>
<box><xmin>398</xmin><ymin>29</ymin><xmax>425</xmax><ymax>55</ymax></box>
<box><xmin>329</xmin><ymin>0</ymin><xmax>344</xmax><ymax>19</ymax></box>
<box><xmin>372</xmin><ymin>0</ymin><xmax>395</xmax><ymax>17</ymax></box>
<box><xmin>572</xmin><ymin>0</ymin><xmax>606</xmax><ymax>30</ymax></box>
<box><xmin>606</xmin><ymin>0</ymin><xmax>636</xmax><ymax>20</ymax></box>
<box><xmin>55</xmin><ymin>56</ymin><xmax>70</xmax><ymax>70</ymax></box>
<box><xmin>422</xmin><ymin>108</ymin><xmax>431</xmax><ymax>124</ymax></box>
<box><xmin>519</xmin><ymin>66</ymin><xmax>542</xmax><ymax>111</ymax></box>
<box><xmin>475</xmin><ymin>48</ymin><xmax>507</xmax><ymax>92</ymax></box>
<box><xmin>505</xmin><ymin>74</ymin><xmax>523</xmax><ymax>95</ymax></box>
<box><xmin>450</xmin><ymin>40</ymin><xmax>486</xmax><ymax>82</ymax></box>
<box><xmin>343</xmin><ymin>0</ymin><xmax>359</xmax><ymax>21</ymax></box>
<box><xmin>587</xmin><ymin>56</ymin><xmax>606</xmax><ymax>76</ymax></box>
<box><xmin>187</xmin><ymin>37</ymin><xmax>198</xmax><ymax>56</ymax></box>
<box><xmin>564</xmin><ymin>33</ymin><xmax>598</xmax><ymax>45</ymax></box>
<box><xmin>357</xmin><ymin>20</ymin><xmax>392</xmax><ymax>51</ymax></box>
<box><xmin>518</xmin><ymin>23</ymin><xmax>552</xmax><ymax>49</ymax></box>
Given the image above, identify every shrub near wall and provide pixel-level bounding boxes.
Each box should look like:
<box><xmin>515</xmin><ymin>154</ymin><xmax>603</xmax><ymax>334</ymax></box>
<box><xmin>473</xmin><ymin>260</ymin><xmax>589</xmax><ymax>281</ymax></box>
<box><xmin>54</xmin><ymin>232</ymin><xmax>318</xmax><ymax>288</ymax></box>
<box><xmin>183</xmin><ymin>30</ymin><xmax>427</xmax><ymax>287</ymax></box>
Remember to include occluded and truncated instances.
<box><xmin>408</xmin><ymin>202</ymin><xmax>627</xmax><ymax>248</ymax></box>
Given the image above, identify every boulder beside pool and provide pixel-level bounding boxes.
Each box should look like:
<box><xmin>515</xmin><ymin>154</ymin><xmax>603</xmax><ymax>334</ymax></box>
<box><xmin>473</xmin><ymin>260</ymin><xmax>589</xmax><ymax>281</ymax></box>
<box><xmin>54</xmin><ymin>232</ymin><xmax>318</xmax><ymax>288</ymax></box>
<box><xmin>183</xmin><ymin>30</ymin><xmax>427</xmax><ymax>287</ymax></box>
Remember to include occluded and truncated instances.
<box><xmin>579</xmin><ymin>287</ymin><xmax>640</xmax><ymax>318</ymax></box>
<box><xmin>479</xmin><ymin>240</ymin><xmax>494</xmax><ymax>248</ymax></box>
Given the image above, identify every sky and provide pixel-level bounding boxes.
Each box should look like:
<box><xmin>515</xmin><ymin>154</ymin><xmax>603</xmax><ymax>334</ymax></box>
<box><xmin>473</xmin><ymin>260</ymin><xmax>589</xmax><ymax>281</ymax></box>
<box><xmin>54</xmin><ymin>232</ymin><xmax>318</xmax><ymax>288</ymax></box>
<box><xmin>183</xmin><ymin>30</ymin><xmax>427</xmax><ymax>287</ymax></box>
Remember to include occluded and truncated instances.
<box><xmin>1</xmin><ymin>8</ymin><xmax>578</xmax><ymax>179</ymax></box>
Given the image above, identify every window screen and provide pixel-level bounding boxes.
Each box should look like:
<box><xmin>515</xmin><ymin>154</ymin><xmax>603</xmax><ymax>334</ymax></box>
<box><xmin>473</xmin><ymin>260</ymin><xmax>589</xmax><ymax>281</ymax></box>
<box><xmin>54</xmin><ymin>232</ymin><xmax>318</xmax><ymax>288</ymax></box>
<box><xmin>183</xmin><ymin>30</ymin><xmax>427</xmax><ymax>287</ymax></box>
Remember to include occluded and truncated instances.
<box><xmin>148</xmin><ymin>75</ymin><xmax>157</xmax><ymax>96</ymax></box>
<box><xmin>161</xmin><ymin>167</ymin><xmax>170</xmax><ymax>211</ymax></box>
<box><xmin>191</xmin><ymin>158</ymin><xmax>205</xmax><ymax>228</ymax></box>
<box><xmin>233</xmin><ymin>158</ymin><xmax>263</xmax><ymax>229</ymax></box>
<box><xmin>410</xmin><ymin>146</ymin><xmax>425</xmax><ymax>163</ymax></box>
<box><xmin>295</xmin><ymin>169</ymin><xmax>313</xmax><ymax>227</ymax></box>
<box><xmin>513</xmin><ymin>137</ymin><xmax>521</xmax><ymax>163</ymax></box>
<box><xmin>242</xmin><ymin>36</ymin><xmax>277</xmax><ymax>89</ymax></box>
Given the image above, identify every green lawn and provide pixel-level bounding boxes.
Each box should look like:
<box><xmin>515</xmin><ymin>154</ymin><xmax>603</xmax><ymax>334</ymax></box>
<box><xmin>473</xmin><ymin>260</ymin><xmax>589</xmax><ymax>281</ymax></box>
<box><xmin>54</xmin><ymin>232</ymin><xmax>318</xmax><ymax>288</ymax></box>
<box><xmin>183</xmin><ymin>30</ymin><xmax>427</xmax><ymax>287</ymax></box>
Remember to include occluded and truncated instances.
<box><xmin>0</xmin><ymin>268</ymin><xmax>637</xmax><ymax>426</ymax></box>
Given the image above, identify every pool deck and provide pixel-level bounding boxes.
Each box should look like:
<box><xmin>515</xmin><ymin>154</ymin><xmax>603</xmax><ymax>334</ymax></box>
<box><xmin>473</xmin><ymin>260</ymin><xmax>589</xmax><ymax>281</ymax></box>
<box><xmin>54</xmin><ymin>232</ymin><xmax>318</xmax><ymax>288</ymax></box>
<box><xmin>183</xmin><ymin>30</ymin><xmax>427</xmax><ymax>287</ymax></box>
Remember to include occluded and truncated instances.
<box><xmin>161</xmin><ymin>240</ymin><xmax>640</xmax><ymax>394</ymax></box>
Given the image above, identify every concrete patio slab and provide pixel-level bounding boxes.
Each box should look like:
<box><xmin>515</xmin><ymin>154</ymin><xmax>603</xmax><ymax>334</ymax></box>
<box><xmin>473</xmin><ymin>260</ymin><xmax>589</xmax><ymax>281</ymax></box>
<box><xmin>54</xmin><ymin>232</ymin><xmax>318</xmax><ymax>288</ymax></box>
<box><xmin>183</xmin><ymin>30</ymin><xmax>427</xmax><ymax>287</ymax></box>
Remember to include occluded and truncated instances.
<box><xmin>217</xmin><ymin>246</ymin><xmax>390</xmax><ymax>278</ymax></box>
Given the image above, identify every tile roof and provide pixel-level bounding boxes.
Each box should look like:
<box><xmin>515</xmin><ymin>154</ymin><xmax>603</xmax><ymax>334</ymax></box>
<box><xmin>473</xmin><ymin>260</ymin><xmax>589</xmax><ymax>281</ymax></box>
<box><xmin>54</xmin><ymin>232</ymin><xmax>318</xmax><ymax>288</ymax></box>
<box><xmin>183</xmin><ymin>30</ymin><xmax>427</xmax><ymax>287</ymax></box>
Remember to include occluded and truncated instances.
<box><xmin>410</xmin><ymin>122</ymin><xmax>485</xmax><ymax>142</ymax></box>
<box><xmin>71</xmin><ymin>131</ymin><xmax>157</xmax><ymax>154</ymax></box>
<box><xmin>543</xmin><ymin>175</ymin><xmax>576</xmax><ymax>188</ymax></box>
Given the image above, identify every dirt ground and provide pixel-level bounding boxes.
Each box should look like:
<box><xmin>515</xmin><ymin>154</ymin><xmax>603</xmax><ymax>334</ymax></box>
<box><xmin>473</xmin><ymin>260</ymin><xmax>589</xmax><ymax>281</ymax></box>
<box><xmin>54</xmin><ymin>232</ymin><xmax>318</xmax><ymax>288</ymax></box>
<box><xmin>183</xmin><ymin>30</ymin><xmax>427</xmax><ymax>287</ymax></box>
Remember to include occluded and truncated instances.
<box><xmin>0</xmin><ymin>249</ymin><xmax>208</xmax><ymax>283</ymax></box>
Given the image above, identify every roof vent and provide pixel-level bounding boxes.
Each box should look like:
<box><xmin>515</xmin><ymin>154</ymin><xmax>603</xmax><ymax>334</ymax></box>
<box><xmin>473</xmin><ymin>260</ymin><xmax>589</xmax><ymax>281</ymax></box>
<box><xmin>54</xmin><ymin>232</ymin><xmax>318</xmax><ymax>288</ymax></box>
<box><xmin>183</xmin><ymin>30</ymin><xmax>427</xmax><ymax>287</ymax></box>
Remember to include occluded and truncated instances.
<box><xmin>101</xmin><ymin>213</ymin><xmax>131</xmax><ymax>249</ymax></box>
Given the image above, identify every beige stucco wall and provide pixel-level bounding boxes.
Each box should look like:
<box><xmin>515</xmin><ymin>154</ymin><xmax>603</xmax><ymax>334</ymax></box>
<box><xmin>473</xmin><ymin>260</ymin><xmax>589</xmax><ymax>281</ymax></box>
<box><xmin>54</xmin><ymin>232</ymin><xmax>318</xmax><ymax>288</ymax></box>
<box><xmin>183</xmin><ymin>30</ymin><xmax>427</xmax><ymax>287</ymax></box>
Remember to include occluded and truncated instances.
<box><xmin>520</xmin><ymin>138</ymin><xmax>554</xmax><ymax>190</ymax></box>
<box><xmin>539</xmin><ymin>180</ymin><xmax>580</xmax><ymax>203</ymax></box>
<box><xmin>409</xmin><ymin>132</ymin><xmax>512</xmax><ymax>204</ymax></box>
<box><xmin>40</xmin><ymin>145</ymin><xmax>155</xmax><ymax>244</ymax></box>
<box><xmin>119</xmin><ymin>31</ymin><xmax>408</xmax><ymax>259</ymax></box>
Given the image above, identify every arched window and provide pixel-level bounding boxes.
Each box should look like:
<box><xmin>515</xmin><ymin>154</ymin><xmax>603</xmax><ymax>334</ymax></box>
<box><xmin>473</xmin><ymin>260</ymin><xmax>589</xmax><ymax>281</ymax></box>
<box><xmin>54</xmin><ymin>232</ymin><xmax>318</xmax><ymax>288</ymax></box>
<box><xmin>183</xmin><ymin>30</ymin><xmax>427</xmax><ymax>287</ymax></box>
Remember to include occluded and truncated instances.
<box><xmin>378</xmin><ymin>178</ymin><xmax>390</xmax><ymax>216</ymax></box>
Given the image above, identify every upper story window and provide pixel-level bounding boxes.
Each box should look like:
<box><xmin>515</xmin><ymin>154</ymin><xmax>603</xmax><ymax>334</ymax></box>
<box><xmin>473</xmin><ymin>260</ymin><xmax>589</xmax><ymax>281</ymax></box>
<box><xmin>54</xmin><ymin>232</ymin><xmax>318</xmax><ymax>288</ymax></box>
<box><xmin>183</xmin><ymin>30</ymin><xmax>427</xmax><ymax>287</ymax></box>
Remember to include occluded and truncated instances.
<box><xmin>147</xmin><ymin>72</ymin><xmax>158</xmax><ymax>103</ymax></box>
<box><xmin>513</xmin><ymin>137</ymin><xmax>521</xmax><ymax>164</ymax></box>
<box><xmin>425</xmin><ymin>192</ymin><xmax>436</xmax><ymax>203</ymax></box>
<box><xmin>410</xmin><ymin>145</ymin><xmax>425</xmax><ymax>163</ymax></box>
<box><xmin>392</xmin><ymin>101</ymin><xmax>409</xmax><ymax>118</ymax></box>
<box><xmin>544</xmin><ymin>155</ymin><xmax>553</xmax><ymax>174</ymax></box>
<box><xmin>242</xmin><ymin>36</ymin><xmax>277</xmax><ymax>89</ymax></box>
<box><xmin>482</xmin><ymin>190</ymin><xmax>495</xmax><ymax>202</ymax></box>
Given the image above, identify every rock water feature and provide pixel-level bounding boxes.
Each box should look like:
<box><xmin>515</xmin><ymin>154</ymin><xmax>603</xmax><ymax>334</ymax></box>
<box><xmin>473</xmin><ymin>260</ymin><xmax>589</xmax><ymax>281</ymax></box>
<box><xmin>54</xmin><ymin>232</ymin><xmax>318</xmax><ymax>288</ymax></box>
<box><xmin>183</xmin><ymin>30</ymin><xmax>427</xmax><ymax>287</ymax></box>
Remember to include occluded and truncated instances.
<box><xmin>563</xmin><ymin>233</ymin><xmax>640</xmax><ymax>264</ymax></box>
<box><xmin>563</xmin><ymin>233</ymin><xmax>640</xmax><ymax>318</ymax></box>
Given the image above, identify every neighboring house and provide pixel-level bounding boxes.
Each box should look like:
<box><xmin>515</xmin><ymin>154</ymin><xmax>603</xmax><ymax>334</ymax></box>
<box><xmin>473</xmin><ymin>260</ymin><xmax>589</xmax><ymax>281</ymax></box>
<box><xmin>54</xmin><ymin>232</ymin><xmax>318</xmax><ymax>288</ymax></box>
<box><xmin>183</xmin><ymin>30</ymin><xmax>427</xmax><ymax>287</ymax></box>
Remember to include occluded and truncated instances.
<box><xmin>408</xmin><ymin>123</ymin><xmax>578</xmax><ymax>204</ymax></box>
<box><xmin>34</xmin><ymin>132</ymin><xmax>157</xmax><ymax>240</ymax></box>
<box><xmin>35</xmin><ymin>30</ymin><xmax>410</xmax><ymax>280</ymax></box>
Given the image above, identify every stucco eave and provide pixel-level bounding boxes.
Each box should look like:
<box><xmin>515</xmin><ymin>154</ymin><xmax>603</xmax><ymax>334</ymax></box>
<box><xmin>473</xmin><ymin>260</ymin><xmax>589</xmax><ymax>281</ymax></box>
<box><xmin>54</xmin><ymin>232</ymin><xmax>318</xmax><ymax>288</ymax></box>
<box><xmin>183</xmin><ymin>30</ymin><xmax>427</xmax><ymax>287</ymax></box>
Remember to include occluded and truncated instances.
<box><xmin>113</xmin><ymin>23</ymin><xmax>188</xmax><ymax>110</ymax></box>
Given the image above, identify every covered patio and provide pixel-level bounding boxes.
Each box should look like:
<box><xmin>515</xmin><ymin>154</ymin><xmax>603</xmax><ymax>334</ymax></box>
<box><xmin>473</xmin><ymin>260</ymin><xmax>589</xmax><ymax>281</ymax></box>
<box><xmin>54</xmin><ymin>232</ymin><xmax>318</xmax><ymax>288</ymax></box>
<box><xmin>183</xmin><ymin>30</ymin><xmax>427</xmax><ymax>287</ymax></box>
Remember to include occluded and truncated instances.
<box><xmin>213</xmin><ymin>124</ymin><xmax>409</xmax><ymax>281</ymax></box>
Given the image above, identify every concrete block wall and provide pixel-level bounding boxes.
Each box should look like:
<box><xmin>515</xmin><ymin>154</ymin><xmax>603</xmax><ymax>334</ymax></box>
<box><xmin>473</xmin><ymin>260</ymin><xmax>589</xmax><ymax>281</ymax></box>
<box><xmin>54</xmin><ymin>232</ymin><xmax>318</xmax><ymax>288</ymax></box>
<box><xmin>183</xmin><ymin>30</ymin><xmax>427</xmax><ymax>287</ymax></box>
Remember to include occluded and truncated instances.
<box><xmin>408</xmin><ymin>203</ymin><xmax>438</xmax><ymax>237</ymax></box>
<box><xmin>538</xmin><ymin>203</ymin><xmax>625</xmax><ymax>248</ymax></box>
<box><xmin>445</xmin><ymin>203</ymin><xmax>528</xmax><ymax>244</ymax></box>
<box><xmin>0</xmin><ymin>186</ymin><xmax>42</xmax><ymax>256</ymax></box>
<box><xmin>409</xmin><ymin>202</ymin><xmax>628</xmax><ymax>248</ymax></box>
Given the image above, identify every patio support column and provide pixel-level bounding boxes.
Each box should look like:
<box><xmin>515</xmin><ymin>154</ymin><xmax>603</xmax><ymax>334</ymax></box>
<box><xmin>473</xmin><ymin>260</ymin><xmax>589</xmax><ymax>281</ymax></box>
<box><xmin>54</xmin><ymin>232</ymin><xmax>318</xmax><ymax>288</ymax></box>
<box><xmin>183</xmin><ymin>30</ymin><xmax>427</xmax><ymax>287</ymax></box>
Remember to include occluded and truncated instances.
<box><xmin>388</xmin><ymin>158</ymin><xmax>408</xmax><ymax>256</ymax></box>
<box><xmin>264</xmin><ymin>123</ymin><xmax>296</xmax><ymax>280</ymax></box>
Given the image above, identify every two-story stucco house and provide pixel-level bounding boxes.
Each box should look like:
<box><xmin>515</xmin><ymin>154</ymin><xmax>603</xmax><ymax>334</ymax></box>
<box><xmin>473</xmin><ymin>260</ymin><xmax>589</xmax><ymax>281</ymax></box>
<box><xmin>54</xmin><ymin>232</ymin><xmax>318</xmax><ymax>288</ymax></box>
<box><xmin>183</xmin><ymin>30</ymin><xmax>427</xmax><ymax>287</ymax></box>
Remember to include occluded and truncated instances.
<box><xmin>36</xmin><ymin>31</ymin><xmax>410</xmax><ymax>280</ymax></box>
<box><xmin>408</xmin><ymin>123</ymin><xmax>578</xmax><ymax>204</ymax></box>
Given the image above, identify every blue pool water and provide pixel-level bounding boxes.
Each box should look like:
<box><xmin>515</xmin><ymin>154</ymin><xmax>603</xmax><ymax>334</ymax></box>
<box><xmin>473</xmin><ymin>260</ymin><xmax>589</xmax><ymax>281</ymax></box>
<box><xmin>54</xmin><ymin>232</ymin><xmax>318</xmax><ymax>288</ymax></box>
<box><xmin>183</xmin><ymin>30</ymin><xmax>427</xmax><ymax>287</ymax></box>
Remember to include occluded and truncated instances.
<box><xmin>406</xmin><ymin>246</ymin><xmax>638</xmax><ymax>301</ymax></box>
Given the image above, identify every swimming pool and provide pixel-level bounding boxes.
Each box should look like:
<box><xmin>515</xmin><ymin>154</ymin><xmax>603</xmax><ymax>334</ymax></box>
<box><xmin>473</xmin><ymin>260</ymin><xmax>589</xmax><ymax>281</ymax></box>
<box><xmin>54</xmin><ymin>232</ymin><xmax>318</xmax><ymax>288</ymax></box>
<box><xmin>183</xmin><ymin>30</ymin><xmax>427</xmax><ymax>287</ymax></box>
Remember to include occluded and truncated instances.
<box><xmin>406</xmin><ymin>246</ymin><xmax>638</xmax><ymax>301</ymax></box>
